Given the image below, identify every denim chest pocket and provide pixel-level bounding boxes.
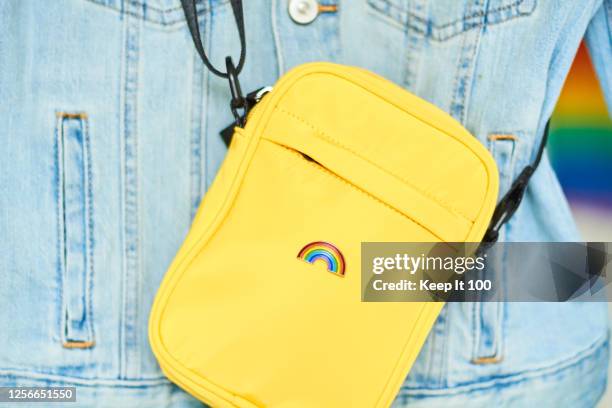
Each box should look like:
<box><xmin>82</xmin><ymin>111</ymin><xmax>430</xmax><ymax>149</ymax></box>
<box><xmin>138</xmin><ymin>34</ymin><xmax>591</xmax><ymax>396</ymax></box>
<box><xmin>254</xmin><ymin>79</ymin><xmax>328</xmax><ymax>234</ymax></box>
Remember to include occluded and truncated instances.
<box><xmin>367</xmin><ymin>0</ymin><xmax>536</xmax><ymax>41</ymax></box>
<box><xmin>84</xmin><ymin>0</ymin><xmax>227</xmax><ymax>26</ymax></box>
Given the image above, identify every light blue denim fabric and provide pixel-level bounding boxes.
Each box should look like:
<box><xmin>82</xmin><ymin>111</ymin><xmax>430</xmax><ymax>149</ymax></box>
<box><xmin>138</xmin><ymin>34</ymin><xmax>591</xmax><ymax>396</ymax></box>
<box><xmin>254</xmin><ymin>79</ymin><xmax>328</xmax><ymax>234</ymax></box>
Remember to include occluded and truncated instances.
<box><xmin>0</xmin><ymin>0</ymin><xmax>610</xmax><ymax>407</ymax></box>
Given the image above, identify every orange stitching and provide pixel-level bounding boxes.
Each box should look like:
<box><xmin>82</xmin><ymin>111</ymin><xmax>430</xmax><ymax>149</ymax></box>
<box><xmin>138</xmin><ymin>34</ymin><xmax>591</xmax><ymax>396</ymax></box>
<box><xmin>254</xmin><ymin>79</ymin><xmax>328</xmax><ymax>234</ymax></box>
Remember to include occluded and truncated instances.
<box><xmin>488</xmin><ymin>134</ymin><xmax>517</xmax><ymax>141</ymax></box>
<box><xmin>56</xmin><ymin>112</ymin><xmax>88</xmax><ymax>119</ymax></box>
<box><xmin>471</xmin><ymin>356</ymin><xmax>503</xmax><ymax>364</ymax></box>
<box><xmin>62</xmin><ymin>340</ymin><xmax>95</xmax><ymax>349</ymax></box>
<box><xmin>277</xmin><ymin>108</ymin><xmax>474</xmax><ymax>222</ymax></box>
<box><xmin>318</xmin><ymin>4</ymin><xmax>338</xmax><ymax>13</ymax></box>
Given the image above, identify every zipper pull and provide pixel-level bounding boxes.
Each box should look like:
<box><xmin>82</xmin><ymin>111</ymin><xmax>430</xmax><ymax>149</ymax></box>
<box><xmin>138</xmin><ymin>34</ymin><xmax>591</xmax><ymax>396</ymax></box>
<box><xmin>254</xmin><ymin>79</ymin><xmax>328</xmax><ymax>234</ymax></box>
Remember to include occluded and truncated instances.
<box><xmin>220</xmin><ymin>86</ymin><xmax>272</xmax><ymax>147</ymax></box>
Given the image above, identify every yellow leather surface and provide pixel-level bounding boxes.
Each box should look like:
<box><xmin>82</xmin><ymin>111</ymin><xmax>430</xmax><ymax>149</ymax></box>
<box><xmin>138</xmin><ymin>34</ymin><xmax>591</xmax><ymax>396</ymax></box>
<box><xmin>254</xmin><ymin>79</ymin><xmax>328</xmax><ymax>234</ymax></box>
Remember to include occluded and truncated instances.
<box><xmin>149</xmin><ymin>63</ymin><xmax>499</xmax><ymax>407</ymax></box>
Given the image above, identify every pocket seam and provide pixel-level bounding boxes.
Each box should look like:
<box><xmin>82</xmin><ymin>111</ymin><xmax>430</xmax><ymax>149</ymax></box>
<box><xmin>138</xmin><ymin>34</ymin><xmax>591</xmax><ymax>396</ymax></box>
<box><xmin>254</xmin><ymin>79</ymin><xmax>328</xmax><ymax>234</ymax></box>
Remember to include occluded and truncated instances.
<box><xmin>366</xmin><ymin>0</ymin><xmax>537</xmax><ymax>41</ymax></box>
<box><xmin>83</xmin><ymin>0</ymin><xmax>228</xmax><ymax>27</ymax></box>
<box><xmin>272</xmin><ymin>142</ymin><xmax>442</xmax><ymax>241</ymax></box>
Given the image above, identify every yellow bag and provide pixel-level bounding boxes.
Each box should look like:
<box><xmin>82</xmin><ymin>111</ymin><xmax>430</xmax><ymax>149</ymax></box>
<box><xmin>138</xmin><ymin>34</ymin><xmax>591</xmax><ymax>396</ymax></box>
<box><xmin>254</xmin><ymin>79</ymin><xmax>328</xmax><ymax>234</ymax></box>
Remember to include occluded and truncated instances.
<box><xmin>149</xmin><ymin>62</ymin><xmax>499</xmax><ymax>407</ymax></box>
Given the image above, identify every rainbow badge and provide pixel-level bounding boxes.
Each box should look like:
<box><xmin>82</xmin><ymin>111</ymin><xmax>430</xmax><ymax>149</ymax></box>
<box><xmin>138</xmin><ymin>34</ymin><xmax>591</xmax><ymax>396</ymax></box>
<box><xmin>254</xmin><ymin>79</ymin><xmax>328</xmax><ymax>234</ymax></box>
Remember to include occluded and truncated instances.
<box><xmin>297</xmin><ymin>241</ymin><xmax>346</xmax><ymax>277</ymax></box>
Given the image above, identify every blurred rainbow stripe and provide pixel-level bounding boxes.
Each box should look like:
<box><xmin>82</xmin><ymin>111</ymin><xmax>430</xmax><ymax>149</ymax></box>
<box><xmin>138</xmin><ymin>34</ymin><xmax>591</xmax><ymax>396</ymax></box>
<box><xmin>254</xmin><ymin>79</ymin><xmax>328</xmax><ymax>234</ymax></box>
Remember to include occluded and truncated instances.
<box><xmin>549</xmin><ymin>43</ymin><xmax>612</xmax><ymax>208</ymax></box>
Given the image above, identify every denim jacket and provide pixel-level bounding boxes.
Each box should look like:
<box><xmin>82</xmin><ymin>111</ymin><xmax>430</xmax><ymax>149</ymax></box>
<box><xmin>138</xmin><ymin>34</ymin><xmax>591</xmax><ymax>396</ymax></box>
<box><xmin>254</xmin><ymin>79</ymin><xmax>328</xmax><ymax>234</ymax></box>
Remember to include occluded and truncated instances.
<box><xmin>1</xmin><ymin>0</ymin><xmax>611</xmax><ymax>407</ymax></box>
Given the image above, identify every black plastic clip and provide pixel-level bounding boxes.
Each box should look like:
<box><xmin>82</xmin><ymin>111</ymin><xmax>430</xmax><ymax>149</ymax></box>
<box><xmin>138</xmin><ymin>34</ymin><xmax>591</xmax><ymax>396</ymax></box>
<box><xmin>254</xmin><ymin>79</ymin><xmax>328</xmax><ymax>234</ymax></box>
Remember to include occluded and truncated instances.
<box><xmin>226</xmin><ymin>56</ymin><xmax>246</xmax><ymax>126</ymax></box>
<box><xmin>482</xmin><ymin>165</ymin><xmax>535</xmax><ymax>244</ymax></box>
<box><xmin>219</xmin><ymin>86</ymin><xmax>272</xmax><ymax>147</ymax></box>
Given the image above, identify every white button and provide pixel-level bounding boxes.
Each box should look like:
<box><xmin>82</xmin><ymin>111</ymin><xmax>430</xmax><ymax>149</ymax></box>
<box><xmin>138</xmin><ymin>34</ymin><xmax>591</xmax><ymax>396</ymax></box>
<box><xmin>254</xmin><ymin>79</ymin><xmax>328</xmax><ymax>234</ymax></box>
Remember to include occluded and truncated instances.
<box><xmin>288</xmin><ymin>0</ymin><xmax>319</xmax><ymax>25</ymax></box>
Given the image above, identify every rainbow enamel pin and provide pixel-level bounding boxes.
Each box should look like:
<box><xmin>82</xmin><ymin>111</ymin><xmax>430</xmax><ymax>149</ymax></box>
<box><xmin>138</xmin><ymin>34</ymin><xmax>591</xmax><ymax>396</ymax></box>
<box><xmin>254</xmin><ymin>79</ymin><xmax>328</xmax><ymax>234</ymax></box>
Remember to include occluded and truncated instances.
<box><xmin>297</xmin><ymin>241</ymin><xmax>346</xmax><ymax>277</ymax></box>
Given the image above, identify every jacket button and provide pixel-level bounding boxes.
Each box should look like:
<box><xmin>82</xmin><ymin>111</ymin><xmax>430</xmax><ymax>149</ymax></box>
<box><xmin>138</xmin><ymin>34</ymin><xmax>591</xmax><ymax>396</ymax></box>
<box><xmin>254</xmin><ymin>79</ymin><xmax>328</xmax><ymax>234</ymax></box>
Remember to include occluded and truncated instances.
<box><xmin>288</xmin><ymin>0</ymin><xmax>319</xmax><ymax>25</ymax></box>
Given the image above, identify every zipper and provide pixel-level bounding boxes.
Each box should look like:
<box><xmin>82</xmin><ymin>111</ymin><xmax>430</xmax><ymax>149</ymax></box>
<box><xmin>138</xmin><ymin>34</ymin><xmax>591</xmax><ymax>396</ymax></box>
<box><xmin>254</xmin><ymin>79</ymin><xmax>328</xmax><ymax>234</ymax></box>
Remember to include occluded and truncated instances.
<box><xmin>251</xmin><ymin>86</ymin><xmax>273</xmax><ymax>103</ymax></box>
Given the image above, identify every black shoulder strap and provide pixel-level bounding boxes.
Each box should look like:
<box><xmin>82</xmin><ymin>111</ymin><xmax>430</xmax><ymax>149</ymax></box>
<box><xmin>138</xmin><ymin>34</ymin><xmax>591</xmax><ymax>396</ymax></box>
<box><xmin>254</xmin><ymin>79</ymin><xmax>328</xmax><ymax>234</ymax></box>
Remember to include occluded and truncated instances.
<box><xmin>181</xmin><ymin>0</ymin><xmax>247</xmax><ymax>124</ymax></box>
<box><xmin>482</xmin><ymin>121</ymin><xmax>550</xmax><ymax>243</ymax></box>
<box><xmin>180</xmin><ymin>0</ymin><xmax>246</xmax><ymax>78</ymax></box>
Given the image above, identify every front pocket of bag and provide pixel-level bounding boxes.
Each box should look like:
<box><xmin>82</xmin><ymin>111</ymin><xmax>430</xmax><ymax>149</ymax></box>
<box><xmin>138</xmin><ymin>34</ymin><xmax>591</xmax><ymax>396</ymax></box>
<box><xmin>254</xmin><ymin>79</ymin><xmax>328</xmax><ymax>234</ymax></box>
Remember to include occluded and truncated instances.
<box><xmin>260</xmin><ymin>112</ymin><xmax>477</xmax><ymax>242</ymax></box>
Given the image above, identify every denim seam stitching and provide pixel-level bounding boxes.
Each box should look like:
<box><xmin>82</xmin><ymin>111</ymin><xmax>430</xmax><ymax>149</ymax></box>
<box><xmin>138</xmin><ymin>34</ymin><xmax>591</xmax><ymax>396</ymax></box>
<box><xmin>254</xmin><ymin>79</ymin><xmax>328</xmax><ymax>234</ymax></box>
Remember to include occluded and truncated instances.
<box><xmin>190</xmin><ymin>52</ymin><xmax>204</xmax><ymax>218</ymax></box>
<box><xmin>470</xmin><ymin>289</ymin><xmax>479</xmax><ymax>361</ymax></box>
<box><xmin>84</xmin><ymin>116</ymin><xmax>96</xmax><ymax>344</ymax></box>
<box><xmin>441</xmin><ymin>305</ymin><xmax>451</xmax><ymax>387</ymax></box>
<box><xmin>83</xmin><ymin>0</ymin><xmax>228</xmax><ymax>27</ymax></box>
<box><xmin>368</xmin><ymin>0</ymin><xmax>527</xmax><ymax>25</ymax></box>
<box><xmin>120</xmin><ymin>7</ymin><xmax>142</xmax><ymax>380</ymax></box>
<box><xmin>401</xmin><ymin>0</ymin><xmax>425</xmax><ymax>88</ymax></box>
<box><xmin>367</xmin><ymin>0</ymin><xmax>536</xmax><ymax>41</ymax></box>
<box><xmin>80</xmin><ymin>116</ymin><xmax>95</xmax><ymax>344</ymax></box>
<box><xmin>117</xmin><ymin>10</ymin><xmax>128</xmax><ymax>382</ymax></box>
<box><xmin>55</xmin><ymin>116</ymin><xmax>66</xmax><ymax>345</ymax></box>
<box><xmin>271</xmin><ymin>0</ymin><xmax>286</xmax><ymax>75</ymax></box>
<box><xmin>449</xmin><ymin>6</ymin><xmax>484</xmax><ymax>123</ymax></box>
<box><xmin>204</xmin><ymin>3</ymin><xmax>214</xmax><ymax>190</ymax></box>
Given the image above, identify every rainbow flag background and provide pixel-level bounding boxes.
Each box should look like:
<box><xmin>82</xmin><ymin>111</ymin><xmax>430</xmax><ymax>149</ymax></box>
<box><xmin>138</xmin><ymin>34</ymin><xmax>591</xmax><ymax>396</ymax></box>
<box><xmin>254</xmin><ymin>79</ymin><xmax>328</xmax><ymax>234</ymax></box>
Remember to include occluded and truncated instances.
<box><xmin>549</xmin><ymin>43</ymin><xmax>612</xmax><ymax>239</ymax></box>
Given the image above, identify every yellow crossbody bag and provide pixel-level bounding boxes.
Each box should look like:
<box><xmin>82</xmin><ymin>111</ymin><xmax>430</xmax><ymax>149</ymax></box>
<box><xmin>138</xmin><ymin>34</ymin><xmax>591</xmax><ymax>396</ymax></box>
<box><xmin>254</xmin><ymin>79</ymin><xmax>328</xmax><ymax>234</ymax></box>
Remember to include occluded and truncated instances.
<box><xmin>148</xmin><ymin>61</ymin><xmax>499</xmax><ymax>407</ymax></box>
<box><xmin>149</xmin><ymin>2</ymin><xmax>504</xmax><ymax>406</ymax></box>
